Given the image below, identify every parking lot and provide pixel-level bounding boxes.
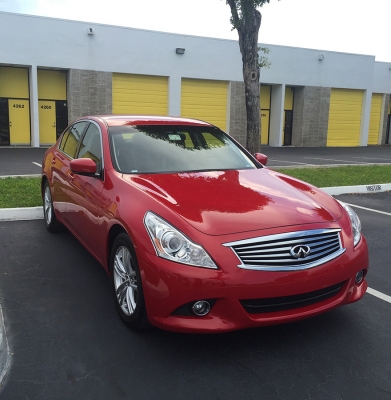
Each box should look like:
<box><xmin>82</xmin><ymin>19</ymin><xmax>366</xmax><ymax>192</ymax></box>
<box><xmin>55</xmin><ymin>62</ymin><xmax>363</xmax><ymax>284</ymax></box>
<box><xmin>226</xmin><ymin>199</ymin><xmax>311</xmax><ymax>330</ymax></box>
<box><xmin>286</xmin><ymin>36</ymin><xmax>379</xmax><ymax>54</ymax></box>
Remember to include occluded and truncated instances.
<box><xmin>0</xmin><ymin>147</ymin><xmax>391</xmax><ymax>399</ymax></box>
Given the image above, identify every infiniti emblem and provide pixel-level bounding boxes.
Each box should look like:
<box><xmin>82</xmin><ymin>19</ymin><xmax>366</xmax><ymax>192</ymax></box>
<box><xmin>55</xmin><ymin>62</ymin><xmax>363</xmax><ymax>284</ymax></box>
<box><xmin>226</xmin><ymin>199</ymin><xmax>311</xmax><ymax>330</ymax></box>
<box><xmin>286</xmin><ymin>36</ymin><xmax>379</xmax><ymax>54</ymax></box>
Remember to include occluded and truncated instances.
<box><xmin>290</xmin><ymin>245</ymin><xmax>311</xmax><ymax>259</ymax></box>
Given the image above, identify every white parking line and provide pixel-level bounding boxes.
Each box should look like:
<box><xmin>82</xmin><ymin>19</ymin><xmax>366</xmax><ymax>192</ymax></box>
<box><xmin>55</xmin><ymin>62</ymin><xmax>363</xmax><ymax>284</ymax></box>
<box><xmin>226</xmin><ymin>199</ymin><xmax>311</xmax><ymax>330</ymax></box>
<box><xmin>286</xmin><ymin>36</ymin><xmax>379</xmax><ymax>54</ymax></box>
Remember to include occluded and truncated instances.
<box><xmin>304</xmin><ymin>157</ymin><xmax>370</xmax><ymax>164</ymax></box>
<box><xmin>268</xmin><ymin>159</ymin><xmax>315</xmax><ymax>166</ymax></box>
<box><xmin>367</xmin><ymin>288</ymin><xmax>391</xmax><ymax>304</ymax></box>
<box><xmin>345</xmin><ymin>203</ymin><xmax>391</xmax><ymax>217</ymax></box>
<box><xmin>32</xmin><ymin>162</ymin><xmax>42</xmax><ymax>167</ymax></box>
<box><xmin>350</xmin><ymin>156</ymin><xmax>391</xmax><ymax>161</ymax></box>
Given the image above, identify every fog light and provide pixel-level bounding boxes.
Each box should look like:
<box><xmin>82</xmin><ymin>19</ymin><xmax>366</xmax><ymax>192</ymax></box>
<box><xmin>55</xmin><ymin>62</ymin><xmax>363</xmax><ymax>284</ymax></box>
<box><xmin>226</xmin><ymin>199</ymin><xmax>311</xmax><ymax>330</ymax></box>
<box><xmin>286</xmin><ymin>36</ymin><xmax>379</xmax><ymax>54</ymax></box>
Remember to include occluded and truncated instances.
<box><xmin>355</xmin><ymin>270</ymin><xmax>364</xmax><ymax>284</ymax></box>
<box><xmin>192</xmin><ymin>300</ymin><xmax>211</xmax><ymax>316</ymax></box>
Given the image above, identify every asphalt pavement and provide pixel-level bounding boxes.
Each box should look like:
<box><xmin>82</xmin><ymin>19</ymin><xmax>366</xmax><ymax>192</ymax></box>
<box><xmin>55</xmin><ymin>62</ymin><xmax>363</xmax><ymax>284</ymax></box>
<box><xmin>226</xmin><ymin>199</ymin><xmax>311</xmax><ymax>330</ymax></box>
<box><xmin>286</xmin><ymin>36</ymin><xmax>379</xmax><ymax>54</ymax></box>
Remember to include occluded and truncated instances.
<box><xmin>0</xmin><ymin>196</ymin><xmax>390</xmax><ymax>399</ymax></box>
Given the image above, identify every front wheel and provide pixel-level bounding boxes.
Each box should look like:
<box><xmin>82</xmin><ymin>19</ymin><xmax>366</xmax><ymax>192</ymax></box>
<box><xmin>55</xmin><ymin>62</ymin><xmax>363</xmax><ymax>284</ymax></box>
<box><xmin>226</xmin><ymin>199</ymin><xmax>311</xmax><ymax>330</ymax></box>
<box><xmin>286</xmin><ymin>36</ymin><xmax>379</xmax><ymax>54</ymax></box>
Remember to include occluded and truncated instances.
<box><xmin>43</xmin><ymin>181</ymin><xmax>63</xmax><ymax>233</ymax></box>
<box><xmin>110</xmin><ymin>233</ymin><xmax>149</xmax><ymax>330</ymax></box>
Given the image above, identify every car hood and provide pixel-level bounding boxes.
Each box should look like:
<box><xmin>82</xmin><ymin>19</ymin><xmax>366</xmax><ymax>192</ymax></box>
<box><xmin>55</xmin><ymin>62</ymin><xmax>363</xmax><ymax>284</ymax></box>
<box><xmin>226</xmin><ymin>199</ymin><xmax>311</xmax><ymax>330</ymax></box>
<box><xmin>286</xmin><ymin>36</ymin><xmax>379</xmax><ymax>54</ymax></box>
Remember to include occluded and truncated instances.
<box><xmin>125</xmin><ymin>168</ymin><xmax>342</xmax><ymax>235</ymax></box>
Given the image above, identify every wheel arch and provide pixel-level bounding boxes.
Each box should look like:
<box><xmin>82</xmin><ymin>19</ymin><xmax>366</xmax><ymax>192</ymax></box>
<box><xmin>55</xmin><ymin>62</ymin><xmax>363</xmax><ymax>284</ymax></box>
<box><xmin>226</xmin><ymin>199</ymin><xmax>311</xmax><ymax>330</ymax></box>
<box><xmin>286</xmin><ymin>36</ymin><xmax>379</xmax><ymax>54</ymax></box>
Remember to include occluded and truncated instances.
<box><xmin>41</xmin><ymin>175</ymin><xmax>48</xmax><ymax>197</ymax></box>
<box><xmin>107</xmin><ymin>224</ymin><xmax>128</xmax><ymax>273</ymax></box>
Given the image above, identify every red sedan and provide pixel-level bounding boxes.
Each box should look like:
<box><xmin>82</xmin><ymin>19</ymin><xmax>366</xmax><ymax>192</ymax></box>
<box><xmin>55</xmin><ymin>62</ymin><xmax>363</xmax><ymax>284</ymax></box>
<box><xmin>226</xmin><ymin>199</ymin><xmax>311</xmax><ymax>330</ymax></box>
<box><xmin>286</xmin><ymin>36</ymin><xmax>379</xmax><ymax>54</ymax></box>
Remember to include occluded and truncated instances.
<box><xmin>41</xmin><ymin>115</ymin><xmax>368</xmax><ymax>333</ymax></box>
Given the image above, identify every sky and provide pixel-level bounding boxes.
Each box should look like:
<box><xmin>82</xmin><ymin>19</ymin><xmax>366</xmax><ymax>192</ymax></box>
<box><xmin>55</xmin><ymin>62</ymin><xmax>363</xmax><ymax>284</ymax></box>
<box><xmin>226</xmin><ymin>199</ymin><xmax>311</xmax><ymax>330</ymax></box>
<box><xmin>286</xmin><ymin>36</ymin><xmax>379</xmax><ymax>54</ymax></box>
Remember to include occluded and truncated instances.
<box><xmin>1</xmin><ymin>0</ymin><xmax>390</xmax><ymax>62</ymax></box>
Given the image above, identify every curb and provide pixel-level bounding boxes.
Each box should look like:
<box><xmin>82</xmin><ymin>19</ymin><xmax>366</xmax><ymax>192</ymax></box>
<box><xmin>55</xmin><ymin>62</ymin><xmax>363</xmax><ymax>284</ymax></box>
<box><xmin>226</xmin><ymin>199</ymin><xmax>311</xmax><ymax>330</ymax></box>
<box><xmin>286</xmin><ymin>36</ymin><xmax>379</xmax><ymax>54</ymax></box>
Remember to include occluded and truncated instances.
<box><xmin>0</xmin><ymin>304</ymin><xmax>10</xmax><ymax>389</ymax></box>
<box><xmin>320</xmin><ymin>183</ymin><xmax>391</xmax><ymax>196</ymax></box>
<box><xmin>0</xmin><ymin>207</ymin><xmax>43</xmax><ymax>221</ymax></box>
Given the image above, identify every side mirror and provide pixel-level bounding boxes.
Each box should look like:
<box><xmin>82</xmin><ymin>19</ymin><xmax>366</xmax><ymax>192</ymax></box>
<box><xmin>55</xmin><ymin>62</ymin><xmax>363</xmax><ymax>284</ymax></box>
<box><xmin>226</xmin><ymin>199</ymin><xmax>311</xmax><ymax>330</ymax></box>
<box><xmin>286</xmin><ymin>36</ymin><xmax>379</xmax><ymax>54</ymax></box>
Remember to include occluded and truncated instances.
<box><xmin>70</xmin><ymin>158</ymin><xmax>97</xmax><ymax>176</ymax></box>
<box><xmin>254</xmin><ymin>153</ymin><xmax>268</xmax><ymax>165</ymax></box>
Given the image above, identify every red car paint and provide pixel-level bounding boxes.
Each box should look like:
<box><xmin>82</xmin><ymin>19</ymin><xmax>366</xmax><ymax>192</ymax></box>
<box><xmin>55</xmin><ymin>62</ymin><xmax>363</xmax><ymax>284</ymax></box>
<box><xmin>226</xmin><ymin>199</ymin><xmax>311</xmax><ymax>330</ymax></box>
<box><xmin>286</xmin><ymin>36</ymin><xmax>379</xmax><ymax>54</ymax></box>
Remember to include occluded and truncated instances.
<box><xmin>42</xmin><ymin>115</ymin><xmax>368</xmax><ymax>333</ymax></box>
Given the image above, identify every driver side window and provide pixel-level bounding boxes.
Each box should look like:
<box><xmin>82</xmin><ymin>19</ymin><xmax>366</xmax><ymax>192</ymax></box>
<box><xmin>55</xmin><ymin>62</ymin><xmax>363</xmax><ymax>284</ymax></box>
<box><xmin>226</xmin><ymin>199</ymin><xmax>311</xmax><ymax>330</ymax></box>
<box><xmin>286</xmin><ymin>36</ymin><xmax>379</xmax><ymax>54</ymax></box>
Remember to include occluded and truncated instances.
<box><xmin>76</xmin><ymin>123</ymin><xmax>103</xmax><ymax>171</ymax></box>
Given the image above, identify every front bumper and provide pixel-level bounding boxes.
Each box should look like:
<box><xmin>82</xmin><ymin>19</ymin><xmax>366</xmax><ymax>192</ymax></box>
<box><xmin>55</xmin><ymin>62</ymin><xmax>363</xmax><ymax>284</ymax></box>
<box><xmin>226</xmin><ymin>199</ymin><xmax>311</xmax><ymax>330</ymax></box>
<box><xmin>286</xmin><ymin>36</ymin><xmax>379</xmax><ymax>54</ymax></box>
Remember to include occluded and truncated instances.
<box><xmin>138</xmin><ymin>234</ymin><xmax>369</xmax><ymax>333</ymax></box>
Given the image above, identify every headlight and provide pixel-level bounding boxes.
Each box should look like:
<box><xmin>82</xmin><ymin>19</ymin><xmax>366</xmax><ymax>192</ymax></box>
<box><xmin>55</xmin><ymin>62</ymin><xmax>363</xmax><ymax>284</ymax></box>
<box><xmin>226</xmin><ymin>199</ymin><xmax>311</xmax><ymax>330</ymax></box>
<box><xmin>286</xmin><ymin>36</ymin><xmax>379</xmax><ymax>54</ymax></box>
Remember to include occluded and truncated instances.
<box><xmin>338</xmin><ymin>201</ymin><xmax>361</xmax><ymax>246</ymax></box>
<box><xmin>144</xmin><ymin>211</ymin><xmax>218</xmax><ymax>269</ymax></box>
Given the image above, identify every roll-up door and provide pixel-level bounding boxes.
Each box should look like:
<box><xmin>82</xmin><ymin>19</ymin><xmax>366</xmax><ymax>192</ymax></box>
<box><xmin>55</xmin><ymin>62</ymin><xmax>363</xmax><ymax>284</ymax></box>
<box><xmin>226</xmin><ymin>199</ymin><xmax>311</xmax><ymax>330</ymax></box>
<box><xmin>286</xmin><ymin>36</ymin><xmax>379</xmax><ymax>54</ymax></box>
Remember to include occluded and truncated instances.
<box><xmin>368</xmin><ymin>93</ymin><xmax>383</xmax><ymax>145</ymax></box>
<box><xmin>327</xmin><ymin>89</ymin><xmax>363</xmax><ymax>146</ymax></box>
<box><xmin>112</xmin><ymin>73</ymin><xmax>168</xmax><ymax>115</ymax></box>
<box><xmin>181</xmin><ymin>78</ymin><xmax>228</xmax><ymax>131</ymax></box>
<box><xmin>38</xmin><ymin>69</ymin><xmax>68</xmax><ymax>144</ymax></box>
<box><xmin>260</xmin><ymin>85</ymin><xmax>271</xmax><ymax>145</ymax></box>
<box><xmin>0</xmin><ymin>67</ymin><xmax>30</xmax><ymax>145</ymax></box>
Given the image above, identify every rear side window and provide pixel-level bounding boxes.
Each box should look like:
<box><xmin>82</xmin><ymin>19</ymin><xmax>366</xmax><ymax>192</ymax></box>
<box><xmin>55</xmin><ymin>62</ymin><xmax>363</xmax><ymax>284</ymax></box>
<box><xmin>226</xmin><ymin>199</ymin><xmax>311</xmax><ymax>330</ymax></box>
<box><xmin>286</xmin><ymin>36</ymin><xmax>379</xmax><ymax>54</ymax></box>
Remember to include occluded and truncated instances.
<box><xmin>59</xmin><ymin>121</ymin><xmax>88</xmax><ymax>158</ymax></box>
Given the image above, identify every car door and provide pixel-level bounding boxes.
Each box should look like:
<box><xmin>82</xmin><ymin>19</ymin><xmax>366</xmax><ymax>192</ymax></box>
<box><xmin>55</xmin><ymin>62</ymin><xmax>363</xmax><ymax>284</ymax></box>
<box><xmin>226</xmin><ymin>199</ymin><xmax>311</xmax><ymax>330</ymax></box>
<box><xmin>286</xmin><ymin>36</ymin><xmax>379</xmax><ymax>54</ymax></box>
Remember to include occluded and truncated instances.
<box><xmin>66</xmin><ymin>121</ymin><xmax>106</xmax><ymax>263</ymax></box>
<box><xmin>51</xmin><ymin>121</ymin><xmax>89</xmax><ymax>217</ymax></box>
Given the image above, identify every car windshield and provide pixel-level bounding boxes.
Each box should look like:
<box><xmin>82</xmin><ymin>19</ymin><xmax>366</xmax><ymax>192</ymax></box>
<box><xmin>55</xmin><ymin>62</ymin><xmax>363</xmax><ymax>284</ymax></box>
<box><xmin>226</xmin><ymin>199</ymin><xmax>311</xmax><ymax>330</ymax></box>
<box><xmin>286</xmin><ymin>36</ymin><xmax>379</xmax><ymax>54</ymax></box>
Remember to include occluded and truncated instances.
<box><xmin>109</xmin><ymin>125</ymin><xmax>258</xmax><ymax>174</ymax></box>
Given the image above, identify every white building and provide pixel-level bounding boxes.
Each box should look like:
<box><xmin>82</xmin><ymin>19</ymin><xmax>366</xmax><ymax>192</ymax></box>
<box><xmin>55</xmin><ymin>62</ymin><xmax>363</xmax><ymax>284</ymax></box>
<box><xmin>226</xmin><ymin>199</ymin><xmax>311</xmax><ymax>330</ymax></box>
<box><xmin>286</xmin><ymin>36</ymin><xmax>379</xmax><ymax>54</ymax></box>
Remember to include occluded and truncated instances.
<box><xmin>0</xmin><ymin>11</ymin><xmax>390</xmax><ymax>148</ymax></box>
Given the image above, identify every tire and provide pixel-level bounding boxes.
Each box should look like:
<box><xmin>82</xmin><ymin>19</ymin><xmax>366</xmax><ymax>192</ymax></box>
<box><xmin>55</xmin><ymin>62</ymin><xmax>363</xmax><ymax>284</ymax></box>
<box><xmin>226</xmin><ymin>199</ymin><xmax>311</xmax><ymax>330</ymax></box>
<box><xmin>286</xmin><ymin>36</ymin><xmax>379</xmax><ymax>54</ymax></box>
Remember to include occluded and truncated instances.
<box><xmin>110</xmin><ymin>233</ymin><xmax>149</xmax><ymax>330</ymax></box>
<box><xmin>43</xmin><ymin>181</ymin><xmax>63</xmax><ymax>233</ymax></box>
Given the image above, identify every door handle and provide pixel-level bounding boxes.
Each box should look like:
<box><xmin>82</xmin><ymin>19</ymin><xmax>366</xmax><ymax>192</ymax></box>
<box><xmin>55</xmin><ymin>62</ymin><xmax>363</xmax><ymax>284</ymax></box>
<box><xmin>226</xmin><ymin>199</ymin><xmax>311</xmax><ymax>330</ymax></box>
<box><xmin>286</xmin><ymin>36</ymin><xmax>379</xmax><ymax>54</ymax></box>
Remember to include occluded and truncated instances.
<box><xmin>53</xmin><ymin>123</ymin><xmax>56</xmax><ymax>128</ymax></box>
<box><xmin>51</xmin><ymin>157</ymin><xmax>56</xmax><ymax>164</ymax></box>
<box><xmin>9</xmin><ymin>121</ymin><xmax>12</xmax><ymax>127</ymax></box>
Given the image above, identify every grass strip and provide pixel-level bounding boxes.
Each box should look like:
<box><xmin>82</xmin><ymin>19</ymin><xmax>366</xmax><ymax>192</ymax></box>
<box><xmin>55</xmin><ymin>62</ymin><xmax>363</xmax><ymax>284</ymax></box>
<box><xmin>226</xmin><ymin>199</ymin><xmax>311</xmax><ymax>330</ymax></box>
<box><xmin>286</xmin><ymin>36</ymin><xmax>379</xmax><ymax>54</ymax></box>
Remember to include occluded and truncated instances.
<box><xmin>0</xmin><ymin>177</ymin><xmax>41</xmax><ymax>208</ymax></box>
<box><xmin>275</xmin><ymin>165</ymin><xmax>391</xmax><ymax>188</ymax></box>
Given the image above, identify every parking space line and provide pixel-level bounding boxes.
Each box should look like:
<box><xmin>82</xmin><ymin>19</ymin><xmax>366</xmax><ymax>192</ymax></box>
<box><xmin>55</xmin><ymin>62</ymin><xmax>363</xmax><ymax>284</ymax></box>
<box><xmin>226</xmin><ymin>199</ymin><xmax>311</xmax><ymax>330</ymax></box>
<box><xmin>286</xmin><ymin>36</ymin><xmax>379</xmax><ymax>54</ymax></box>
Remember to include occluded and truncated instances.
<box><xmin>367</xmin><ymin>288</ymin><xmax>391</xmax><ymax>304</ymax></box>
<box><xmin>350</xmin><ymin>156</ymin><xmax>391</xmax><ymax>161</ymax></box>
<box><xmin>304</xmin><ymin>157</ymin><xmax>370</xmax><ymax>164</ymax></box>
<box><xmin>32</xmin><ymin>162</ymin><xmax>41</xmax><ymax>167</ymax></box>
<box><xmin>345</xmin><ymin>203</ymin><xmax>391</xmax><ymax>217</ymax></box>
<box><xmin>268</xmin><ymin>159</ymin><xmax>315</xmax><ymax>166</ymax></box>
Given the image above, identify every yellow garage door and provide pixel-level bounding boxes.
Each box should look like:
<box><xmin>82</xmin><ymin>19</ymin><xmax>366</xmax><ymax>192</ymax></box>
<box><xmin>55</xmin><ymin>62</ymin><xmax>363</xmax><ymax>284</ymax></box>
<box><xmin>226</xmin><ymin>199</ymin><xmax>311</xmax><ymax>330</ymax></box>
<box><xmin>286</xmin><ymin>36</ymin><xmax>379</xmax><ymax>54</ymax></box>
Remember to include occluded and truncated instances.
<box><xmin>368</xmin><ymin>93</ymin><xmax>383</xmax><ymax>145</ymax></box>
<box><xmin>260</xmin><ymin>85</ymin><xmax>271</xmax><ymax>144</ymax></box>
<box><xmin>0</xmin><ymin>67</ymin><xmax>30</xmax><ymax>145</ymax></box>
<box><xmin>327</xmin><ymin>89</ymin><xmax>363</xmax><ymax>146</ymax></box>
<box><xmin>112</xmin><ymin>73</ymin><xmax>168</xmax><ymax>115</ymax></box>
<box><xmin>181</xmin><ymin>78</ymin><xmax>228</xmax><ymax>131</ymax></box>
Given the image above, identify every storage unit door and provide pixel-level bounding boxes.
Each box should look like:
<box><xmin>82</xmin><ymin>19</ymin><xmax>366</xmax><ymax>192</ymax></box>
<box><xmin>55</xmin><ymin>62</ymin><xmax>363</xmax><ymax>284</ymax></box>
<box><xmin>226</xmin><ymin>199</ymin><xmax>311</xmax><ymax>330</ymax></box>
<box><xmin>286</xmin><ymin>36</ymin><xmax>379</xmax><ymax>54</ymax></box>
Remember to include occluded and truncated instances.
<box><xmin>327</xmin><ymin>89</ymin><xmax>363</xmax><ymax>146</ymax></box>
<box><xmin>39</xmin><ymin>100</ymin><xmax>56</xmax><ymax>145</ymax></box>
<box><xmin>8</xmin><ymin>99</ymin><xmax>30</xmax><ymax>145</ymax></box>
<box><xmin>112</xmin><ymin>73</ymin><xmax>168</xmax><ymax>115</ymax></box>
<box><xmin>0</xmin><ymin>67</ymin><xmax>30</xmax><ymax>145</ymax></box>
<box><xmin>368</xmin><ymin>93</ymin><xmax>383</xmax><ymax>145</ymax></box>
<box><xmin>38</xmin><ymin>70</ymin><xmax>67</xmax><ymax>144</ymax></box>
<box><xmin>181</xmin><ymin>78</ymin><xmax>228</xmax><ymax>131</ymax></box>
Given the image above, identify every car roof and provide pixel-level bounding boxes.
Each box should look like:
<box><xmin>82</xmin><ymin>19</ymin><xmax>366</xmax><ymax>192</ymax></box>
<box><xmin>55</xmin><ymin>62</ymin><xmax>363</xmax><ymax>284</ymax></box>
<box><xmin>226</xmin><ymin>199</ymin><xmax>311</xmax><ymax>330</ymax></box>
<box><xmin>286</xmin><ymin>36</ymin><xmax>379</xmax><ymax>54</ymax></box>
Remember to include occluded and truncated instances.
<box><xmin>83</xmin><ymin>115</ymin><xmax>213</xmax><ymax>127</ymax></box>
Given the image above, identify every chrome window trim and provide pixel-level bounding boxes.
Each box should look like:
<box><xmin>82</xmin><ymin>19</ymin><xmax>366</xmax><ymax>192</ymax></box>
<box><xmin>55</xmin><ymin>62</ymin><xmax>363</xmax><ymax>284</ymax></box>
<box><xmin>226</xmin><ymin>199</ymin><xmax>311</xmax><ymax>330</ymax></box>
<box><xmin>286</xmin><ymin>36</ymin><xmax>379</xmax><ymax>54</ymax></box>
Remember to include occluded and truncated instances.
<box><xmin>223</xmin><ymin>228</ymin><xmax>346</xmax><ymax>271</ymax></box>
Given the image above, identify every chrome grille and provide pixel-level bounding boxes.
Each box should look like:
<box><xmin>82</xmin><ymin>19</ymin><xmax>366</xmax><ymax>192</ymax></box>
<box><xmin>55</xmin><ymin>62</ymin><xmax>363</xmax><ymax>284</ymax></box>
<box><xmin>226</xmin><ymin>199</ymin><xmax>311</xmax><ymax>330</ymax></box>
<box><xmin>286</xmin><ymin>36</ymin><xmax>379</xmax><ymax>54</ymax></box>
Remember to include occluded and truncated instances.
<box><xmin>223</xmin><ymin>229</ymin><xmax>345</xmax><ymax>271</ymax></box>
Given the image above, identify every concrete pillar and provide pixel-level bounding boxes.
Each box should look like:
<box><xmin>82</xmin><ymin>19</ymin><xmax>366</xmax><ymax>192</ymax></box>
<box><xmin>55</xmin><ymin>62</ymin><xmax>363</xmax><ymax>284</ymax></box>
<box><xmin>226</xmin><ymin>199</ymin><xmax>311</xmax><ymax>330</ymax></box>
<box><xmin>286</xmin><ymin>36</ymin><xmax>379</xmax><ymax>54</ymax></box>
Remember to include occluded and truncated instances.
<box><xmin>359</xmin><ymin>89</ymin><xmax>372</xmax><ymax>146</ymax></box>
<box><xmin>29</xmin><ymin>65</ymin><xmax>39</xmax><ymax>147</ymax></box>
<box><xmin>269</xmin><ymin>84</ymin><xmax>285</xmax><ymax>147</ymax></box>
<box><xmin>168</xmin><ymin>75</ymin><xmax>181</xmax><ymax>116</ymax></box>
